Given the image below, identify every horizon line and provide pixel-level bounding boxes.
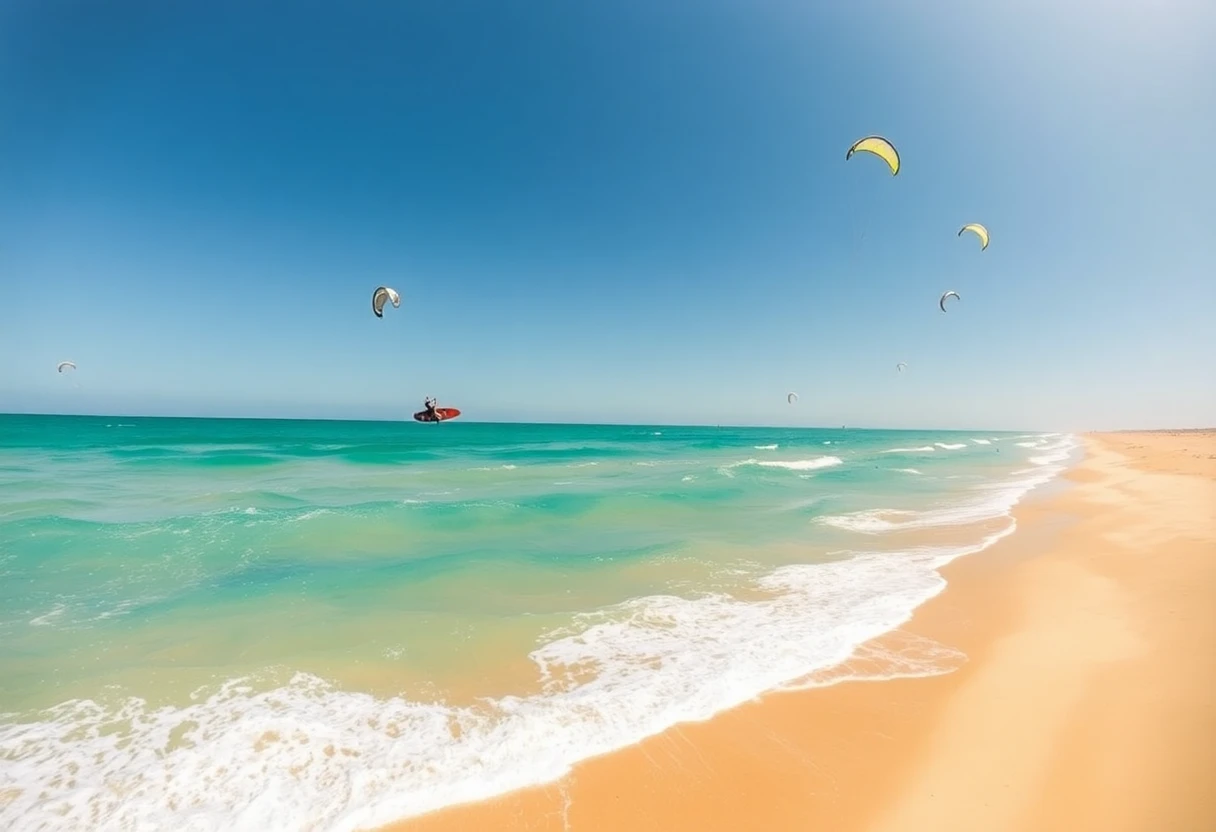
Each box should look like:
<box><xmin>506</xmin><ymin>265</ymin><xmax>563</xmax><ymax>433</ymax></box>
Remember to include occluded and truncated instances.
<box><xmin>0</xmin><ymin>409</ymin><xmax>1083</xmax><ymax>433</ymax></box>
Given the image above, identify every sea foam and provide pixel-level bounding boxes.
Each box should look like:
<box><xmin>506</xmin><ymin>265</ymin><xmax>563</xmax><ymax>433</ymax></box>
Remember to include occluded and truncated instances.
<box><xmin>0</xmin><ymin>528</ymin><xmax>1016</xmax><ymax>832</ymax></box>
<box><xmin>820</xmin><ymin>436</ymin><xmax>1077</xmax><ymax>536</ymax></box>
<box><xmin>720</xmin><ymin>456</ymin><xmax>843</xmax><ymax>476</ymax></box>
<box><xmin>0</xmin><ymin>424</ymin><xmax>1079</xmax><ymax>832</ymax></box>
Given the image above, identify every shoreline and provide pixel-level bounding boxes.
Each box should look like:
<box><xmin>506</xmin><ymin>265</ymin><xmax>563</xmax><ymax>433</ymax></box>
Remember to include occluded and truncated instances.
<box><xmin>0</xmin><ymin>425</ymin><xmax>1081</xmax><ymax>832</ymax></box>
<box><xmin>376</xmin><ymin>431</ymin><xmax>1216</xmax><ymax>832</ymax></box>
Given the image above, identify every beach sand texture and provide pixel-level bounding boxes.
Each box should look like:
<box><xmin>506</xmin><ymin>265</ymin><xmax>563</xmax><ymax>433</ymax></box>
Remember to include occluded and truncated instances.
<box><xmin>382</xmin><ymin>430</ymin><xmax>1216</xmax><ymax>832</ymax></box>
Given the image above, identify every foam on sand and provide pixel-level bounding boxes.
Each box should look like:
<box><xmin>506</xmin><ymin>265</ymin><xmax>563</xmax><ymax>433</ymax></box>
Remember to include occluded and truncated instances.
<box><xmin>1029</xmin><ymin>439</ymin><xmax>1075</xmax><ymax>467</ymax></box>
<box><xmin>0</xmin><ymin>529</ymin><xmax>1015</xmax><ymax>832</ymax></box>
<box><xmin>821</xmin><ymin>436</ymin><xmax>1078</xmax><ymax>535</ymax></box>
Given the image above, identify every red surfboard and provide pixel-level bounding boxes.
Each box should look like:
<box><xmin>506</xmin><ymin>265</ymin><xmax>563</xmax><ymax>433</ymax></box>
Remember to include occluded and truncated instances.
<box><xmin>413</xmin><ymin>407</ymin><xmax>461</xmax><ymax>423</ymax></box>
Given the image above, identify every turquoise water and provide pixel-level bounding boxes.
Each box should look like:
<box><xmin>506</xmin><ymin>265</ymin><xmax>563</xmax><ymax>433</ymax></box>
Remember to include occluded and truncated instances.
<box><xmin>0</xmin><ymin>415</ymin><xmax>1078</xmax><ymax>831</ymax></box>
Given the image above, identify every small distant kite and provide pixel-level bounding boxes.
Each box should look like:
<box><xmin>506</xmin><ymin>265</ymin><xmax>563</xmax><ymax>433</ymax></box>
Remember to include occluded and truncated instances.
<box><xmin>846</xmin><ymin>135</ymin><xmax>900</xmax><ymax>176</ymax></box>
<box><xmin>939</xmin><ymin>291</ymin><xmax>961</xmax><ymax>313</ymax></box>
<box><xmin>787</xmin><ymin>392</ymin><xmax>799</xmax><ymax>404</ymax></box>
<box><xmin>57</xmin><ymin>361</ymin><xmax>76</xmax><ymax>373</ymax></box>
<box><xmin>896</xmin><ymin>362</ymin><xmax>908</xmax><ymax>373</ymax></box>
<box><xmin>371</xmin><ymin>286</ymin><xmax>401</xmax><ymax>318</ymax></box>
<box><xmin>958</xmin><ymin>223</ymin><xmax>990</xmax><ymax>251</ymax></box>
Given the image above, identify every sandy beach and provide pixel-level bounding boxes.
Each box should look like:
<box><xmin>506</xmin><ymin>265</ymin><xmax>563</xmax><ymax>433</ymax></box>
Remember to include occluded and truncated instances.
<box><xmin>378</xmin><ymin>431</ymin><xmax>1216</xmax><ymax>832</ymax></box>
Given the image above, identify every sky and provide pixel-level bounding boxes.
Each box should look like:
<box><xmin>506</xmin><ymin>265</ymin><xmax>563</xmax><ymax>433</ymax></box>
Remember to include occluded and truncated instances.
<box><xmin>1</xmin><ymin>0</ymin><xmax>1213</xmax><ymax>429</ymax></box>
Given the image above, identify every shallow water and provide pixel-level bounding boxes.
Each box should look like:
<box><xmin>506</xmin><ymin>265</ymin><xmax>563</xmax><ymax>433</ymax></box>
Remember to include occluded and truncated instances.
<box><xmin>0</xmin><ymin>415</ymin><xmax>1077</xmax><ymax>831</ymax></box>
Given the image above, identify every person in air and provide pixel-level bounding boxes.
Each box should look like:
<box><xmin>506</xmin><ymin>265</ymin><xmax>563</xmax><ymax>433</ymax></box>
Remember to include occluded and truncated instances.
<box><xmin>423</xmin><ymin>396</ymin><xmax>439</xmax><ymax>421</ymax></box>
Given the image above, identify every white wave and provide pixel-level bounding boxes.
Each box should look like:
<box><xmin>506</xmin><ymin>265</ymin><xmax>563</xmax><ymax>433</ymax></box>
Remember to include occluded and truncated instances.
<box><xmin>471</xmin><ymin>464</ymin><xmax>518</xmax><ymax>471</ymax></box>
<box><xmin>820</xmin><ymin>509</ymin><xmax>919</xmax><ymax>534</ymax></box>
<box><xmin>92</xmin><ymin>599</ymin><xmax>139</xmax><ymax>623</ymax></box>
<box><xmin>893</xmin><ymin>468</ymin><xmax>923</xmax><ymax>475</ymax></box>
<box><xmin>1015</xmin><ymin>441</ymin><xmax>1042</xmax><ymax>449</ymax></box>
<box><xmin>290</xmin><ymin>509</ymin><xmax>330</xmax><ymax>523</ymax></box>
<box><xmin>758</xmin><ymin>457</ymin><xmax>842</xmax><ymax>471</ymax></box>
<box><xmin>822</xmin><ymin>491</ymin><xmax>1021</xmax><ymax>535</ymax></box>
<box><xmin>1028</xmin><ymin>438</ymin><xmax>1076</xmax><ymax>467</ymax></box>
<box><xmin>453</xmin><ymin>500</ymin><xmax>524</xmax><ymax>511</ymax></box>
<box><xmin>971</xmin><ymin>439</ymin><xmax>991</xmax><ymax>445</ymax></box>
<box><xmin>753</xmin><ymin>444</ymin><xmax>779</xmax><ymax>450</ymax></box>
<box><xmin>882</xmin><ymin>446</ymin><xmax>935</xmax><ymax>454</ymax></box>
<box><xmin>29</xmin><ymin>604</ymin><xmax>66</xmax><ymax>628</ymax></box>
<box><xmin>934</xmin><ymin>442</ymin><xmax>967</xmax><ymax>450</ymax></box>
<box><xmin>822</xmin><ymin>436</ymin><xmax>1078</xmax><ymax>536</ymax></box>
<box><xmin>777</xmin><ymin>631</ymin><xmax>968</xmax><ymax>692</ymax></box>
<box><xmin>0</xmin><ymin>527</ymin><xmax>1015</xmax><ymax>832</ymax></box>
<box><xmin>720</xmin><ymin>457</ymin><xmax>843</xmax><ymax>476</ymax></box>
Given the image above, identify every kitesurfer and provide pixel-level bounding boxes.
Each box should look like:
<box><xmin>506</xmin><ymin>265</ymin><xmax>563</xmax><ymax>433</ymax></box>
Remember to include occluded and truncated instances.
<box><xmin>423</xmin><ymin>397</ymin><xmax>439</xmax><ymax>421</ymax></box>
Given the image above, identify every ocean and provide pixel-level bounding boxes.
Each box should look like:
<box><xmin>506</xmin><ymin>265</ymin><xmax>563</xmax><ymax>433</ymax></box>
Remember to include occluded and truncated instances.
<box><xmin>0</xmin><ymin>415</ymin><xmax>1078</xmax><ymax>831</ymax></box>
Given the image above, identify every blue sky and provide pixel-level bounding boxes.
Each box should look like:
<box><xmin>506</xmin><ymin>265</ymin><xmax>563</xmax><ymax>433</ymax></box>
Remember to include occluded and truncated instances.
<box><xmin>1</xmin><ymin>0</ymin><xmax>1213</xmax><ymax>429</ymax></box>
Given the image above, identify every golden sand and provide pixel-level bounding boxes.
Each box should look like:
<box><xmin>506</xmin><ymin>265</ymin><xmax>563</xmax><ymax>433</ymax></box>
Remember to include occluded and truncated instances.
<box><xmin>375</xmin><ymin>431</ymin><xmax>1216</xmax><ymax>832</ymax></box>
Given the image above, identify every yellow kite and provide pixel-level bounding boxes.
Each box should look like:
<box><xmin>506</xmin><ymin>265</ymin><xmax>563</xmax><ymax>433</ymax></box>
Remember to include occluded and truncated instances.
<box><xmin>846</xmin><ymin>135</ymin><xmax>900</xmax><ymax>176</ymax></box>
<box><xmin>958</xmin><ymin>223</ymin><xmax>990</xmax><ymax>250</ymax></box>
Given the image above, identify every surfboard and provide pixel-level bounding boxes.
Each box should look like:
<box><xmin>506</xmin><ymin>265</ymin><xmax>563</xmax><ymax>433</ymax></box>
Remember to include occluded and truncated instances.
<box><xmin>413</xmin><ymin>407</ymin><xmax>461</xmax><ymax>423</ymax></box>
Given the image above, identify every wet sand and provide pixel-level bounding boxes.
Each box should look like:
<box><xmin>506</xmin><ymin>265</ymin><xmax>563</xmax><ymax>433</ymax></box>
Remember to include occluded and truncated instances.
<box><xmin>375</xmin><ymin>431</ymin><xmax>1216</xmax><ymax>832</ymax></box>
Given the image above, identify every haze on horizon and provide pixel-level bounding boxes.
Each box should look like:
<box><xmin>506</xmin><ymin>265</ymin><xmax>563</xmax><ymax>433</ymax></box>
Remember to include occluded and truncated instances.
<box><xmin>1</xmin><ymin>1</ymin><xmax>1213</xmax><ymax>431</ymax></box>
